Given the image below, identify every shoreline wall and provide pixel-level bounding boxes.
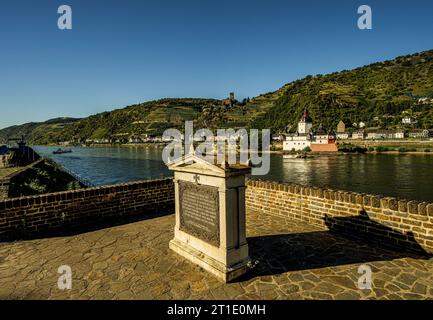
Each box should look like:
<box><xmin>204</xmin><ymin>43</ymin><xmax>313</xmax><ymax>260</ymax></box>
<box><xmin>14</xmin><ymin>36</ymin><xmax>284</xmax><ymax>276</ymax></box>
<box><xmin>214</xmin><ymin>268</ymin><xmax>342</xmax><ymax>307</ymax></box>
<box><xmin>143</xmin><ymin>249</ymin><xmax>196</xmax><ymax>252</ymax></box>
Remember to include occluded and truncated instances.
<box><xmin>1</xmin><ymin>177</ymin><xmax>433</xmax><ymax>255</ymax></box>
<box><xmin>245</xmin><ymin>179</ymin><xmax>433</xmax><ymax>254</ymax></box>
<box><xmin>0</xmin><ymin>178</ymin><xmax>174</xmax><ymax>240</ymax></box>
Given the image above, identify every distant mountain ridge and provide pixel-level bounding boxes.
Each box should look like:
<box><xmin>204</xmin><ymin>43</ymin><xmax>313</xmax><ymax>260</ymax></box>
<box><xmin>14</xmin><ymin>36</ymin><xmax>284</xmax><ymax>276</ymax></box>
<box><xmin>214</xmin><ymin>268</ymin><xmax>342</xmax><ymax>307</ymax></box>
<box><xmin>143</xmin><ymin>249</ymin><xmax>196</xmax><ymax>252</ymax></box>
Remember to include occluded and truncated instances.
<box><xmin>0</xmin><ymin>118</ymin><xmax>81</xmax><ymax>144</ymax></box>
<box><xmin>1</xmin><ymin>49</ymin><xmax>433</xmax><ymax>144</ymax></box>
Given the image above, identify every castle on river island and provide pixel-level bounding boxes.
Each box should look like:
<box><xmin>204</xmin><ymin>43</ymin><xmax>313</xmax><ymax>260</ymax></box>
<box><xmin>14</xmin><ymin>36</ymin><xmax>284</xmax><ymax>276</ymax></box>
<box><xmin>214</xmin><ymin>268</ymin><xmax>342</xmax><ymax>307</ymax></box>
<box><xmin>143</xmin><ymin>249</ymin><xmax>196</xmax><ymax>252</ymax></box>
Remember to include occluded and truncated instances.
<box><xmin>283</xmin><ymin>110</ymin><xmax>338</xmax><ymax>152</ymax></box>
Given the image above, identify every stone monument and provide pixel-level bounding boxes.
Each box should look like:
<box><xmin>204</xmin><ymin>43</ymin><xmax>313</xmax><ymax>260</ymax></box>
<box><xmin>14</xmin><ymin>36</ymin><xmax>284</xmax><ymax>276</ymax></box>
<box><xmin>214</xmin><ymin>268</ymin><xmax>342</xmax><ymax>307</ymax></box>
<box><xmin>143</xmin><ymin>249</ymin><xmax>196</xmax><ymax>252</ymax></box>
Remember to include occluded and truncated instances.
<box><xmin>168</xmin><ymin>153</ymin><xmax>251</xmax><ymax>282</ymax></box>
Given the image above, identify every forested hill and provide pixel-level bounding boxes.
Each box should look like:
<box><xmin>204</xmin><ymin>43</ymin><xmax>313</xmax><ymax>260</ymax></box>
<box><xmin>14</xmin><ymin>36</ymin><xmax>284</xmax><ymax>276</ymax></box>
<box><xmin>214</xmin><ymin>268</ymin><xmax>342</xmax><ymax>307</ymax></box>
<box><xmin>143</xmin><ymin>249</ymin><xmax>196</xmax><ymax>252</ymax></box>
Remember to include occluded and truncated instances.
<box><xmin>252</xmin><ymin>49</ymin><xmax>433</xmax><ymax>132</ymax></box>
<box><xmin>1</xmin><ymin>49</ymin><xmax>433</xmax><ymax>145</ymax></box>
<box><xmin>0</xmin><ymin>118</ymin><xmax>81</xmax><ymax>145</ymax></box>
<box><xmin>0</xmin><ymin>99</ymin><xmax>220</xmax><ymax>144</ymax></box>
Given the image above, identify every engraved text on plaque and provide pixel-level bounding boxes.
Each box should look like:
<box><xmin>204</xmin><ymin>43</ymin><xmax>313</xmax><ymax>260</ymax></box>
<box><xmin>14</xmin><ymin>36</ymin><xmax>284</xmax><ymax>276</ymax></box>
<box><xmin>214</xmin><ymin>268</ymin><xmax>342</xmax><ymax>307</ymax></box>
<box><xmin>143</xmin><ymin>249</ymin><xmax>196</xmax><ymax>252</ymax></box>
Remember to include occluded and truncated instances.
<box><xmin>179</xmin><ymin>181</ymin><xmax>220</xmax><ymax>246</ymax></box>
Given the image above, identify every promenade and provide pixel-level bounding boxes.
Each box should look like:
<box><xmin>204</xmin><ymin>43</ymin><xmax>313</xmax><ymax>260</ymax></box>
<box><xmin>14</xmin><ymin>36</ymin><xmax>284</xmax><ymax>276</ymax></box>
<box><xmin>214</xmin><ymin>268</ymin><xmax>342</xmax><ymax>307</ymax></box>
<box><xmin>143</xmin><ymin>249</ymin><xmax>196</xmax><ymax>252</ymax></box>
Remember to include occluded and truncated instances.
<box><xmin>1</xmin><ymin>211</ymin><xmax>432</xmax><ymax>300</ymax></box>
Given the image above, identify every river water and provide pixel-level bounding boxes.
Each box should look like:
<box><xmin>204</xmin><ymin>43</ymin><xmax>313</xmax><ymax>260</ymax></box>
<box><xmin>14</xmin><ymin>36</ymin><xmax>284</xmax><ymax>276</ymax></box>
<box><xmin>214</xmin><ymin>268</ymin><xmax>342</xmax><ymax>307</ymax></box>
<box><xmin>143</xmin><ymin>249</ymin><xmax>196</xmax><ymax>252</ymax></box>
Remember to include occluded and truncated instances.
<box><xmin>33</xmin><ymin>146</ymin><xmax>433</xmax><ymax>202</ymax></box>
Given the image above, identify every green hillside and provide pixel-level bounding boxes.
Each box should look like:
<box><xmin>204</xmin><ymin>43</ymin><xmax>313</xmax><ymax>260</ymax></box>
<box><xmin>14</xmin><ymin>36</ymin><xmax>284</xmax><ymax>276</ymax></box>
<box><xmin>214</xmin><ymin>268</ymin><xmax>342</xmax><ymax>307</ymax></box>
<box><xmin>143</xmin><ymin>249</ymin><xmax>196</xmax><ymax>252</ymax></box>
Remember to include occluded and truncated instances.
<box><xmin>253</xmin><ymin>50</ymin><xmax>433</xmax><ymax>132</ymax></box>
<box><xmin>58</xmin><ymin>98</ymin><xmax>219</xmax><ymax>143</ymax></box>
<box><xmin>0</xmin><ymin>118</ymin><xmax>81</xmax><ymax>145</ymax></box>
<box><xmin>0</xmin><ymin>99</ymin><xmax>220</xmax><ymax>144</ymax></box>
<box><xmin>1</xmin><ymin>49</ymin><xmax>433</xmax><ymax>145</ymax></box>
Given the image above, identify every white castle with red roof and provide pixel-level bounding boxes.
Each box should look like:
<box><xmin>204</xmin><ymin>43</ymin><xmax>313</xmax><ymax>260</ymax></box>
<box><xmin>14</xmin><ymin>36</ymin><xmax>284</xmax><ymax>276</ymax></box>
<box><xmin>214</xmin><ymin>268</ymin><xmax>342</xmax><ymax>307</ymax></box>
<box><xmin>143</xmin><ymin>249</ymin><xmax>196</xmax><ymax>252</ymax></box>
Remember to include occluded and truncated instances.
<box><xmin>283</xmin><ymin>110</ymin><xmax>337</xmax><ymax>152</ymax></box>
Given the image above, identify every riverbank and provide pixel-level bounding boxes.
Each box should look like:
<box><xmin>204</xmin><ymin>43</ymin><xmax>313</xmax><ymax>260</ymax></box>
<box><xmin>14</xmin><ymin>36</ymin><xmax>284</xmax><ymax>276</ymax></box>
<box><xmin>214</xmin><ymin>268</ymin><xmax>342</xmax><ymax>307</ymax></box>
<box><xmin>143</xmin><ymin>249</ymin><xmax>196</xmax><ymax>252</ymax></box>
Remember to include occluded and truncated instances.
<box><xmin>368</xmin><ymin>151</ymin><xmax>433</xmax><ymax>155</ymax></box>
<box><xmin>340</xmin><ymin>139</ymin><xmax>433</xmax><ymax>148</ymax></box>
<box><xmin>119</xmin><ymin>142</ymin><xmax>433</xmax><ymax>155</ymax></box>
<box><xmin>40</xmin><ymin>142</ymin><xmax>433</xmax><ymax>157</ymax></box>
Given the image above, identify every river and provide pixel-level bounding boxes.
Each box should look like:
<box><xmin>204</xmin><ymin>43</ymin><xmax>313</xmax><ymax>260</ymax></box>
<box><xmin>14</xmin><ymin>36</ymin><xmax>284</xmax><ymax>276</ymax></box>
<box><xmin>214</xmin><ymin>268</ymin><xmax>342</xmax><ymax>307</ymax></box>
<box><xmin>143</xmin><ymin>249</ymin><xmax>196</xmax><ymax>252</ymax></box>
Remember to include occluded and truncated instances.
<box><xmin>33</xmin><ymin>146</ymin><xmax>433</xmax><ymax>202</ymax></box>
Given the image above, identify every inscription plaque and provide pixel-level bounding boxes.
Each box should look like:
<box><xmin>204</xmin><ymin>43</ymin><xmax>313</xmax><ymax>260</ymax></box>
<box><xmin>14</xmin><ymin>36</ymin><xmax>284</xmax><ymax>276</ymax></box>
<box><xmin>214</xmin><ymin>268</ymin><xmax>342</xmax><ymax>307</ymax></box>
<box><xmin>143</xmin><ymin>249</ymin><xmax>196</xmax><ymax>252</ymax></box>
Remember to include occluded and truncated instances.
<box><xmin>179</xmin><ymin>181</ymin><xmax>220</xmax><ymax>246</ymax></box>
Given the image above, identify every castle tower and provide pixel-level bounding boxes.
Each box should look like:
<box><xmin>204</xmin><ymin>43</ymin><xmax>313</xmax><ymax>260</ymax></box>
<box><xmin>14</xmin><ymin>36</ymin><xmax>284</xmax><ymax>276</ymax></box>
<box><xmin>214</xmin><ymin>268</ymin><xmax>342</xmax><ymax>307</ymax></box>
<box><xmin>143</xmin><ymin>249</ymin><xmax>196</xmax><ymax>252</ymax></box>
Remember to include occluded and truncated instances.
<box><xmin>298</xmin><ymin>109</ymin><xmax>313</xmax><ymax>134</ymax></box>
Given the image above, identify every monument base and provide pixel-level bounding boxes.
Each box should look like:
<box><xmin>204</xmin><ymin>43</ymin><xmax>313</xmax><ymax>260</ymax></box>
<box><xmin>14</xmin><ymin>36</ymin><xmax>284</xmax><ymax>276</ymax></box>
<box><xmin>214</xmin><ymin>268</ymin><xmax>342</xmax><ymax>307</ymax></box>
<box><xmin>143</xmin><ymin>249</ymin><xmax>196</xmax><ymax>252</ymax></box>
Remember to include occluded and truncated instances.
<box><xmin>169</xmin><ymin>239</ymin><xmax>250</xmax><ymax>283</ymax></box>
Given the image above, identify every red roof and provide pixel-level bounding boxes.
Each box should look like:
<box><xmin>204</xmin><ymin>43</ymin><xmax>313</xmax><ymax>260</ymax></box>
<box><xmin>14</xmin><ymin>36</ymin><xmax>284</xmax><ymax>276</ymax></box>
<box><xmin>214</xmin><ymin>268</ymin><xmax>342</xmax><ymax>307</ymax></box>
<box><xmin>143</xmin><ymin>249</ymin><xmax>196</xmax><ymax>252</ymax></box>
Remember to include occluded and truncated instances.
<box><xmin>310</xmin><ymin>143</ymin><xmax>338</xmax><ymax>152</ymax></box>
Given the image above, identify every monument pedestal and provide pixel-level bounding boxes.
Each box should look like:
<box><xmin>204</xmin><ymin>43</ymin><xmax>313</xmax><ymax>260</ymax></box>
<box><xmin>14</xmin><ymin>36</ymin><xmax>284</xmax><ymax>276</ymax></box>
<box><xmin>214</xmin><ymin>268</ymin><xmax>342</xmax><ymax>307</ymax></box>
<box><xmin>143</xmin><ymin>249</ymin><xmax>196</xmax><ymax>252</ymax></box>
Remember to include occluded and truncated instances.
<box><xmin>168</xmin><ymin>154</ymin><xmax>251</xmax><ymax>282</ymax></box>
<box><xmin>169</xmin><ymin>238</ymin><xmax>250</xmax><ymax>282</ymax></box>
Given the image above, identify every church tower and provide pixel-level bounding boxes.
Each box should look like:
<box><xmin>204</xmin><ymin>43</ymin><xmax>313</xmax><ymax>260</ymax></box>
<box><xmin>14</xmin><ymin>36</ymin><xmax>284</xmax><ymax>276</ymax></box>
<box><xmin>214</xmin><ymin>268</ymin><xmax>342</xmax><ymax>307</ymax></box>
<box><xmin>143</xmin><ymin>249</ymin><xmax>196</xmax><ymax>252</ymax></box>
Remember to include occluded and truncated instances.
<box><xmin>298</xmin><ymin>109</ymin><xmax>313</xmax><ymax>134</ymax></box>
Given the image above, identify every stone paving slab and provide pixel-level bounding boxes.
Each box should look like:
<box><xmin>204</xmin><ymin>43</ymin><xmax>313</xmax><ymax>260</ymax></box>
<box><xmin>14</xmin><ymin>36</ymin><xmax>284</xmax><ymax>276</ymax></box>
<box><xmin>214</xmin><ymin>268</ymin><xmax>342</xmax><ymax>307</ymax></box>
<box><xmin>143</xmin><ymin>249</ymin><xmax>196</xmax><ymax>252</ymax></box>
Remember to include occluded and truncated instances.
<box><xmin>0</xmin><ymin>211</ymin><xmax>432</xmax><ymax>300</ymax></box>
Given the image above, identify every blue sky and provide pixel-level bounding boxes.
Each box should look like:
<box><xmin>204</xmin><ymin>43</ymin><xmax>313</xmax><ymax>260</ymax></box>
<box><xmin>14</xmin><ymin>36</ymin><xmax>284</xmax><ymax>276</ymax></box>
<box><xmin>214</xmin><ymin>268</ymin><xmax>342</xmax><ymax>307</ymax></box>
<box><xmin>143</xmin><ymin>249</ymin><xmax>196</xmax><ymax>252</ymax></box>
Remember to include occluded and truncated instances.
<box><xmin>1</xmin><ymin>0</ymin><xmax>433</xmax><ymax>129</ymax></box>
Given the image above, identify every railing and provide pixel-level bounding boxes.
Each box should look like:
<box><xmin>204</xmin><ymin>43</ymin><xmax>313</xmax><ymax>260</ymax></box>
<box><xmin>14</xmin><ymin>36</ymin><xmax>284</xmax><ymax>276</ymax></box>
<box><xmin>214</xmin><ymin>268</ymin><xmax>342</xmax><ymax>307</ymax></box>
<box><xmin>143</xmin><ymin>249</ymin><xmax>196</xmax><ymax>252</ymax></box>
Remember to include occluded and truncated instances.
<box><xmin>61</xmin><ymin>166</ymin><xmax>96</xmax><ymax>188</ymax></box>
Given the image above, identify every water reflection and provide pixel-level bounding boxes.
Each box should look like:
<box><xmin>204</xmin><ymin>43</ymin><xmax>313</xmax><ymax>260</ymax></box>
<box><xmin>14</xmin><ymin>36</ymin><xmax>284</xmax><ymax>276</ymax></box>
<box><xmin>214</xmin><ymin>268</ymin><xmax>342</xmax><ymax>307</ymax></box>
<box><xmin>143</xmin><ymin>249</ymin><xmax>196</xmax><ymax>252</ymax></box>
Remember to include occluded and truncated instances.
<box><xmin>262</xmin><ymin>154</ymin><xmax>433</xmax><ymax>202</ymax></box>
<box><xmin>33</xmin><ymin>146</ymin><xmax>433</xmax><ymax>202</ymax></box>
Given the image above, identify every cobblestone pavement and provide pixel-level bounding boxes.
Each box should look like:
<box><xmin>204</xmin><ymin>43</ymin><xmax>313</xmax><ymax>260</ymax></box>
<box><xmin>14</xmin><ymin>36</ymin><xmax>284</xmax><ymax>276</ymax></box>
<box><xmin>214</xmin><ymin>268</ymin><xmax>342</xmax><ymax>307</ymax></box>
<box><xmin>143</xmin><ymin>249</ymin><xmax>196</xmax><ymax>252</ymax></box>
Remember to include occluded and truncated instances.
<box><xmin>0</xmin><ymin>211</ymin><xmax>432</xmax><ymax>300</ymax></box>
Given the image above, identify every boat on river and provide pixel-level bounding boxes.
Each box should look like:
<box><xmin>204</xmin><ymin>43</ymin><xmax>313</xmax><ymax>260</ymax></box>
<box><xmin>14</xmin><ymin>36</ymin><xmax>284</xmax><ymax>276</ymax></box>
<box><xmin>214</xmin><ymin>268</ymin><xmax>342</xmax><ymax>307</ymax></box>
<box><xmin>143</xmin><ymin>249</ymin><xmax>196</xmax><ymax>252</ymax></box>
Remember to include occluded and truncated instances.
<box><xmin>53</xmin><ymin>148</ymin><xmax>72</xmax><ymax>155</ymax></box>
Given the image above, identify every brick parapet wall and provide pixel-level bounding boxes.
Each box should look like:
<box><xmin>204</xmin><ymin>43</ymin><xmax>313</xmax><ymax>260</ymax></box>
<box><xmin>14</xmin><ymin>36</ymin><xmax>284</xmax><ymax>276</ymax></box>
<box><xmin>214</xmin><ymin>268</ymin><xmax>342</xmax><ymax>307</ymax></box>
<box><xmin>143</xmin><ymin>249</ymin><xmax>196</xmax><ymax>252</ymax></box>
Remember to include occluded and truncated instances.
<box><xmin>0</xmin><ymin>178</ymin><xmax>174</xmax><ymax>241</ymax></box>
<box><xmin>2</xmin><ymin>175</ymin><xmax>433</xmax><ymax>254</ymax></box>
<box><xmin>246</xmin><ymin>179</ymin><xmax>433</xmax><ymax>254</ymax></box>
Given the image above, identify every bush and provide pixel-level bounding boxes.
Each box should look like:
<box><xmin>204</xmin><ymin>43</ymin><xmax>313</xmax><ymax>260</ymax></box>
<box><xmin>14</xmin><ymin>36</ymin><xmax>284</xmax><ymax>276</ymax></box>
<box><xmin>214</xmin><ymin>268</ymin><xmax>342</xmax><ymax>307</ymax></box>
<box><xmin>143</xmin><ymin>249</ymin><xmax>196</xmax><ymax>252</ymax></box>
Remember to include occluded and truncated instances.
<box><xmin>368</xmin><ymin>147</ymin><xmax>375</xmax><ymax>152</ymax></box>
<box><xmin>339</xmin><ymin>146</ymin><xmax>367</xmax><ymax>153</ymax></box>
<box><xmin>303</xmin><ymin>146</ymin><xmax>311</xmax><ymax>152</ymax></box>
<box><xmin>398</xmin><ymin>147</ymin><xmax>408</xmax><ymax>153</ymax></box>
<box><xmin>354</xmin><ymin>146</ymin><xmax>367</xmax><ymax>153</ymax></box>
<box><xmin>425</xmin><ymin>149</ymin><xmax>431</xmax><ymax>153</ymax></box>
<box><xmin>375</xmin><ymin>146</ymin><xmax>389</xmax><ymax>153</ymax></box>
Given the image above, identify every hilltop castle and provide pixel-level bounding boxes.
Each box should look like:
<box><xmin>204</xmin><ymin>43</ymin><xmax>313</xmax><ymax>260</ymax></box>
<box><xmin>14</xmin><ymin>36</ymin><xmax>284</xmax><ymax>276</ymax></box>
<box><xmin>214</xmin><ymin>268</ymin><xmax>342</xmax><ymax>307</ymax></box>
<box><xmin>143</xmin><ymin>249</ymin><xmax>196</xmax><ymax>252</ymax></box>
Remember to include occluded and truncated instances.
<box><xmin>223</xmin><ymin>92</ymin><xmax>236</xmax><ymax>107</ymax></box>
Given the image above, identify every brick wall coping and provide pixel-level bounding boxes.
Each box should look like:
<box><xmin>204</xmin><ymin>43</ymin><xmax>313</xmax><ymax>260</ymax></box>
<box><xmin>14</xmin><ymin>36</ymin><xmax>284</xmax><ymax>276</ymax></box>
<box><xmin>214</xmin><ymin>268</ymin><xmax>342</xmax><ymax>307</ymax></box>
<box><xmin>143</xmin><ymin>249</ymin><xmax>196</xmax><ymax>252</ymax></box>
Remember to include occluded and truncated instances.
<box><xmin>0</xmin><ymin>177</ymin><xmax>174</xmax><ymax>210</ymax></box>
<box><xmin>246</xmin><ymin>179</ymin><xmax>433</xmax><ymax>217</ymax></box>
<box><xmin>2</xmin><ymin>175</ymin><xmax>431</xmax><ymax>217</ymax></box>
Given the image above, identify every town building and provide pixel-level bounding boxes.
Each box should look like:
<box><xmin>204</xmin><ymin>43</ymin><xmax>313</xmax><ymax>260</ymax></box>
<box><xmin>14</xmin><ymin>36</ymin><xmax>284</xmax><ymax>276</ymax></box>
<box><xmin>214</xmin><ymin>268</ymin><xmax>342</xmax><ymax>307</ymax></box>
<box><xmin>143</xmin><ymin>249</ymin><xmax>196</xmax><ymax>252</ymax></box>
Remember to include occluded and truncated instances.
<box><xmin>402</xmin><ymin>116</ymin><xmax>416</xmax><ymax>125</ymax></box>
<box><xmin>337</xmin><ymin>120</ymin><xmax>346</xmax><ymax>133</ymax></box>
<box><xmin>394</xmin><ymin>131</ymin><xmax>406</xmax><ymax>139</ymax></box>
<box><xmin>352</xmin><ymin>122</ymin><xmax>366</xmax><ymax>129</ymax></box>
<box><xmin>351</xmin><ymin>131</ymin><xmax>365</xmax><ymax>140</ymax></box>
<box><xmin>366</xmin><ymin>130</ymin><xmax>396</xmax><ymax>140</ymax></box>
<box><xmin>366</xmin><ymin>131</ymin><xmax>377</xmax><ymax>140</ymax></box>
<box><xmin>366</xmin><ymin>130</ymin><xmax>408</xmax><ymax>140</ymax></box>
<box><xmin>272</xmin><ymin>134</ymin><xmax>285</xmax><ymax>142</ymax></box>
<box><xmin>336</xmin><ymin>132</ymin><xmax>350</xmax><ymax>139</ymax></box>
<box><xmin>336</xmin><ymin>120</ymin><xmax>350</xmax><ymax>139</ymax></box>
<box><xmin>408</xmin><ymin>129</ymin><xmax>431</xmax><ymax>139</ymax></box>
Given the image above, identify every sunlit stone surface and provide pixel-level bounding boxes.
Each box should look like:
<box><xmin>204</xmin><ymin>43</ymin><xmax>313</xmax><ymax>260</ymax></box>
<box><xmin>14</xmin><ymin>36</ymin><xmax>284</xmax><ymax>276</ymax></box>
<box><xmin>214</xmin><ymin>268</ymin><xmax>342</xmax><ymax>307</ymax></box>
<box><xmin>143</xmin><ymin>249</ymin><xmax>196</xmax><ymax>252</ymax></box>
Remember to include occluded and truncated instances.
<box><xmin>0</xmin><ymin>210</ymin><xmax>432</xmax><ymax>300</ymax></box>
